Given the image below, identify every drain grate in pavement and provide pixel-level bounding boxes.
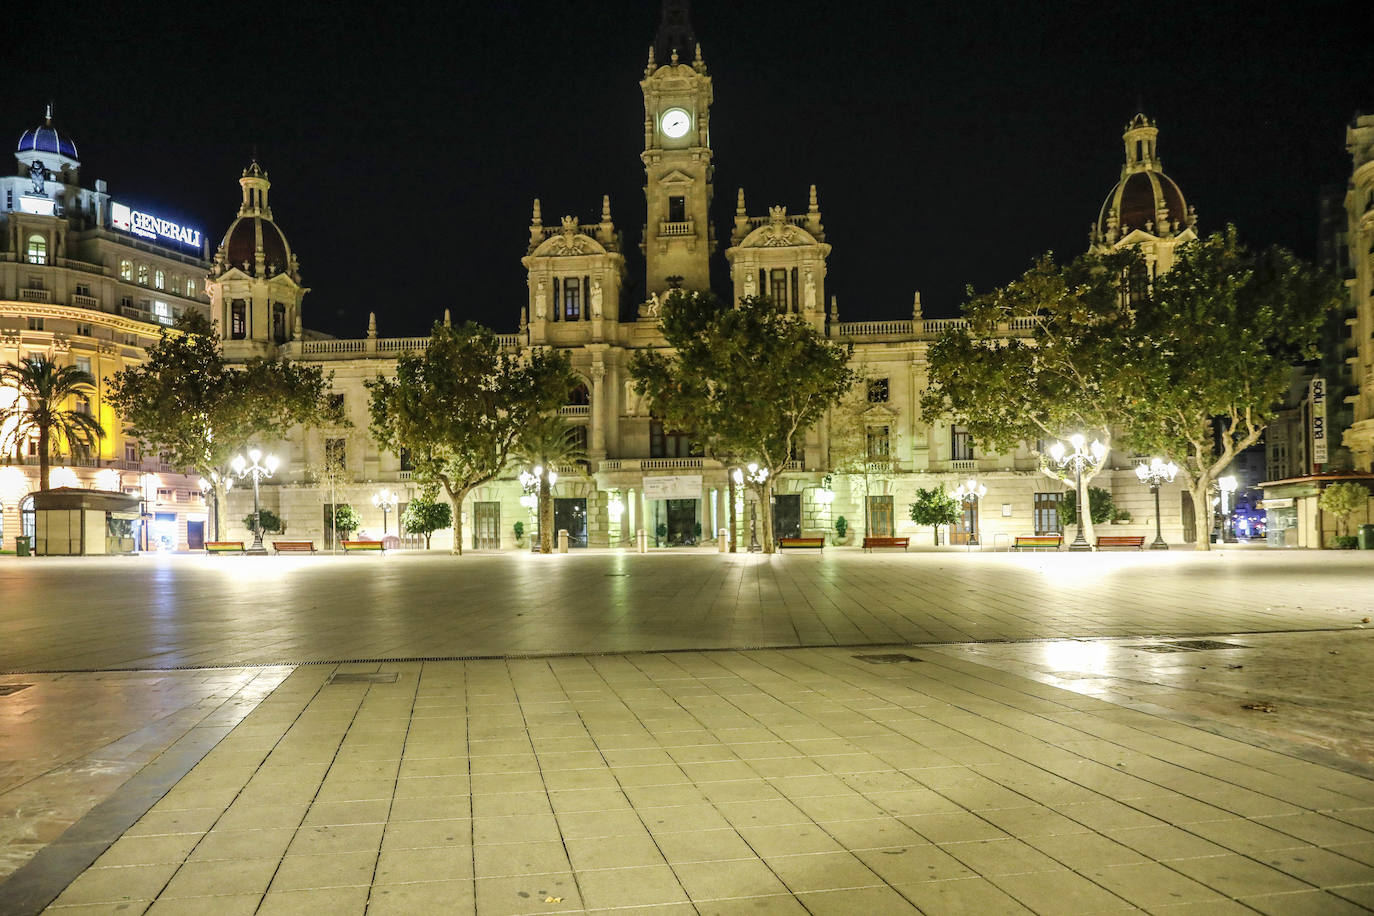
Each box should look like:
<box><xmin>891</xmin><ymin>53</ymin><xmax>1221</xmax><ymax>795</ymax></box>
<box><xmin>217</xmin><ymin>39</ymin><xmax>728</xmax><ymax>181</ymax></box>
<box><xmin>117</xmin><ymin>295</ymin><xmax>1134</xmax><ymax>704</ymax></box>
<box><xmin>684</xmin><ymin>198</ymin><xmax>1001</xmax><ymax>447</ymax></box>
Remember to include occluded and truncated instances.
<box><xmin>1137</xmin><ymin>645</ymin><xmax>1190</xmax><ymax>653</ymax></box>
<box><xmin>0</xmin><ymin>684</ymin><xmax>32</xmax><ymax>696</ymax></box>
<box><xmin>329</xmin><ymin>672</ymin><xmax>398</xmax><ymax>685</ymax></box>
<box><xmin>1171</xmin><ymin>639</ymin><xmax>1250</xmax><ymax>651</ymax></box>
<box><xmin>854</xmin><ymin>653</ymin><xmax>922</xmax><ymax>664</ymax></box>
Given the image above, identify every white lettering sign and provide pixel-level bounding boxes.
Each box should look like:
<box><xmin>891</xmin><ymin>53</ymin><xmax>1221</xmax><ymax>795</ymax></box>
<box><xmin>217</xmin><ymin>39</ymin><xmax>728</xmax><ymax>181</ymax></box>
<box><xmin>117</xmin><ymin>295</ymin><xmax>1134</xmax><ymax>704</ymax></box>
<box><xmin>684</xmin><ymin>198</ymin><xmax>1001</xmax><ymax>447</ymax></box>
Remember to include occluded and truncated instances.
<box><xmin>1263</xmin><ymin>497</ymin><xmax>1295</xmax><ymax>510</ymax></box>
<box><xmin>110</xmin><ymin>202</ymin><xmax>202</xmax><ymax>250</ymax></box>
<box><xmin>642</xmin><ymin>475</ymin><xmax>702</xmax><ymax>500</ymax></box>
<box><xmin>1310</xmin><ymin>376</ymin><xmax>1327</xmax><ymax>467</ymax></box>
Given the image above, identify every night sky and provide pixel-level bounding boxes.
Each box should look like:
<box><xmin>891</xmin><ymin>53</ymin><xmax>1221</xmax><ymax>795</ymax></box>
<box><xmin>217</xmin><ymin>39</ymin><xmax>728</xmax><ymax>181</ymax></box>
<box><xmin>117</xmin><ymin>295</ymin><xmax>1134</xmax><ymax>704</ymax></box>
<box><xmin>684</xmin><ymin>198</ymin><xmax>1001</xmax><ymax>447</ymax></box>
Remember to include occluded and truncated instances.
<box><xmin>7</xmin><ymin>1</ymin><xmax>1366</xmax><ymax>338</ymax></box>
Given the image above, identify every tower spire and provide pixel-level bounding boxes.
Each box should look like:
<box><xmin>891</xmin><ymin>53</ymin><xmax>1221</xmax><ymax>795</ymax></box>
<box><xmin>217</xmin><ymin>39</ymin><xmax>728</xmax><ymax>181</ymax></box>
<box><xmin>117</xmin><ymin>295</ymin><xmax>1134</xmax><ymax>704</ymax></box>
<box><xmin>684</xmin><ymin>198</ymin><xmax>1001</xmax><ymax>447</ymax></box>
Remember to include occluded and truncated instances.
<box><xmin>653</xmin><ymin>0</ymin><xmax>696</xmax><ymax>66</ymax></box>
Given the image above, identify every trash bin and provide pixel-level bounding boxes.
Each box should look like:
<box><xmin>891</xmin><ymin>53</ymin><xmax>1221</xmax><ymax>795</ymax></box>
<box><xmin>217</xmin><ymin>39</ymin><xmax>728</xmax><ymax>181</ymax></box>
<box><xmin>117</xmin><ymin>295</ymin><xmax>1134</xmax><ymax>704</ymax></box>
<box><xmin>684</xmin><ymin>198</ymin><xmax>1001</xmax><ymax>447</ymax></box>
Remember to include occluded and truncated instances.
<box><xmin>1359</xmin><ymin>524</ymin><xmax>1374</xmax><ymax>551</ymax></box>
<box><xmin>15</xmin><ymin>536</ymin><xmax>31</xmax><ymax>557</ymax></box>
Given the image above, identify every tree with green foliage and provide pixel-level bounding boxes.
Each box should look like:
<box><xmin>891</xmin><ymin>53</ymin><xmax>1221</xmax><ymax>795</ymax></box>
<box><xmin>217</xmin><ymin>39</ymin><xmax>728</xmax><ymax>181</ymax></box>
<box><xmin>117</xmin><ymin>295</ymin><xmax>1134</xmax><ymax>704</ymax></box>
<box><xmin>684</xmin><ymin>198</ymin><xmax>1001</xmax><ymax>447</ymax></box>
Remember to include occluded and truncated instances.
<box><xmin>1318</xmin><ymin>482</ymin><xmax>1370</xmax><ymax>539</ymax></box>
<box><xmin>107</xmin><ymin>313</ymin><xmax>338</xmax><ymax>540</ymax></box>
<box><xmin>512</xmin><ymin>413</ymin><xmax>586</xmax><ymax>554</ymax></box>
<box><xmin>1057</xmin><ymin>486</ymin><xmax>1118</xmax><ymax>530</ymax></box>
<box><xmin>367</xmin><ymin>321</ymin><xmax>575</xmax><ymax>555</ymax></box>
<box><xmin>243</xmin><ymin>508</ymin><xmax>285</xmax><ymax>536</ymax></box>
<box><xmin>333</xmin><ymin>504</ymin><xmax>360</xmax><ymax>540</ymax></box>
<box><xmin>0</xmin><ymin>355</ymin><xmax>104</xmax><ymax>491</ymax></box>
<box><xmin>909</xmin><ymin>486</ymin><xmax>961</xmax><ymax>546</ymax></box>
<box><xmin>1111</xmin><ymin>229</ymin><xmax>1342</xmax><ymax>550</ymax></box>
<box><xmin>922</xmin><ymin>248</ymin><xmax>1139</xmax><ymax>548</ymax></box>
<box><xmin>401</xmin><ymin>493</ymin><xmax>452</xmax><ymax>549</ymax></box>
<box><xmin>631</xmin><ymin>292</ymin><xmax>855</xmax><ymax>552</ymax></box>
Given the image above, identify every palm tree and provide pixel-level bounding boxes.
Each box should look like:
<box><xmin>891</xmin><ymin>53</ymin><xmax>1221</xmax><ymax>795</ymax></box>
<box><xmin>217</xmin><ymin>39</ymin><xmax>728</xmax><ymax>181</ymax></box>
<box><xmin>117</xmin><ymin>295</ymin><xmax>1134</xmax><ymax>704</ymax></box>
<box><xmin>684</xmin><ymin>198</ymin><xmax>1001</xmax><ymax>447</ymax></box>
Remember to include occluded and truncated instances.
<box><xmin>512</xmin><ymin>414</ymin><xmax>586</xmax><ymax>553</ymax></box>
<box><xmin>0</xmin><ymin>356</ymin><xmax>105</xmax><ymax>491</ymax></box>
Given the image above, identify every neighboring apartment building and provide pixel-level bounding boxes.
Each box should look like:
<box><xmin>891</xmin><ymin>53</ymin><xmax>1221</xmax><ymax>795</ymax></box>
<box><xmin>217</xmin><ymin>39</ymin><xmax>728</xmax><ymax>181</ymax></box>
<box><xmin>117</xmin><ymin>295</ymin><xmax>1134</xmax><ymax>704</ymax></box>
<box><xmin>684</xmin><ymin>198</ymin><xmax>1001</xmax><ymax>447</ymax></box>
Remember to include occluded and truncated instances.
<box><xmin>0</xmin><ymin>108</ymin><xmax>211</xmax><ymax>551</ymax></box>
<box><xmin>212</xmin><ymin>4</ymin><xmax>1192</xmax><ymax>551</ymax></box>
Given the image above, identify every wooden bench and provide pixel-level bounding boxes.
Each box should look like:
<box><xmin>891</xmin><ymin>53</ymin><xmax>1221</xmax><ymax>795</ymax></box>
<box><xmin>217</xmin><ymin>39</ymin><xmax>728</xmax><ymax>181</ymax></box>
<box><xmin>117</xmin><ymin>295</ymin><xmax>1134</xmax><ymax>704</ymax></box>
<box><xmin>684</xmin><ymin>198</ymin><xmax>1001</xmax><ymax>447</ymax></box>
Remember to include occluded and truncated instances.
<box><xmin>862</xmin><ymin>537</ymin><xmax>909</xmax><ymax>551</ymax></box>
<box><xmin>204</xmin><ymin>541</ymin><xmax>245</xmax><ymax>554</ymax></box>
<box><xmin>1012</xmin><ymin>535</ymin><xmax>1062</xmax><ymax>551</ymax></box>
<box><xmin>1096</xmin><ymin>535</ymin><xmax>1146</xmax><ymax>550</ymax></box>
<box><xmin>273</xmin><ymin>540</ymin><xmax>316</xmax><ymax>554</ymax></box>
<box><xmin>779</xmin><ymin>537</ymin><xmax>825</xmax><ymax>550</ymax></box>
<box><xmin>341</xmin><ymin>540</ymin><xmax>385</xmax><ymax>552</ymax></box>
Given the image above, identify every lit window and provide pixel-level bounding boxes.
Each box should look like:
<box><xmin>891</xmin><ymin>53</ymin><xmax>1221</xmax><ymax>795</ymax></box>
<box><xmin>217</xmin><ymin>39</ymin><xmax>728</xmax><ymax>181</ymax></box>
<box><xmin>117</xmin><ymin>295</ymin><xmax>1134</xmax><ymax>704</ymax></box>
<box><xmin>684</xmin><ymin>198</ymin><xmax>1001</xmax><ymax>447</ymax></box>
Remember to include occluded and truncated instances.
<box><xmin>770</xmin><ymin>269</ymin><xmax>787</xmax><ymax>305</ymax></box>
<box><xmin>186</xmin><ymin>278</ymin><xmax>196</xmax><ymax>297</ymax></box>
<box><xmin>76</xmin><ymin>356</ymin><xmax>92</xmax><ymax>375</ymax></box>
<box><xmin>125</xmin><ymin>442</ymin><xmax>139</xmax><ymax>462</ymax></box>
<box><xmin>26</xmin><ymin>234</ymin><xmax>47</xmax><ymax>264</ymax></box>
<box><xmin>119</xmin><ymin>259</ymin><xmax>133</xmax><ymax>280</ymax></box>
<box><xmin>137</xmin><ymin>264</ymin><xmax>148</xmax><ymax>285</ymax></box>
<box><xmin>230</xmin><ymin>300</ymin><xmax>246</xmax><ymax>339</ymax></box>
<box><xmin>951</xmin><ymin>426</ymin><xmax>974</xmax><ymax>461</ymax></box>
<box><xmin>154</xmin><ymin>270</ymin><xmax>164</xmax><ymax>290</ymax></box>
<box><xmin>152</xmin><ymin>301</ymin><xmax>171</xmax><ymax>325</ymax></box>
<box><xmin>170</xmin><ymin>274</ymin><xmax>181</xmax><ymax>294</ymax></box>
<box><xmin>563</xmin><ymin>277</ymin><xmax>581</xmax><ymax>320</ymax></box>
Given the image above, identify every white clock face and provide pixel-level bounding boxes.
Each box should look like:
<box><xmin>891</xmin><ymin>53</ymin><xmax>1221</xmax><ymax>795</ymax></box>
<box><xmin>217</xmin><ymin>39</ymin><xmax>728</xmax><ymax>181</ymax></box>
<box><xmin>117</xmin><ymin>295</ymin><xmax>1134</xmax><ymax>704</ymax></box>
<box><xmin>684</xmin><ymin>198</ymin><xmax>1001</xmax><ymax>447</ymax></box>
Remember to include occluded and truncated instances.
<box><xmin>661</xmin><ymin>108</ymin><xmax>691</xmax><ymax>139</ymax></box>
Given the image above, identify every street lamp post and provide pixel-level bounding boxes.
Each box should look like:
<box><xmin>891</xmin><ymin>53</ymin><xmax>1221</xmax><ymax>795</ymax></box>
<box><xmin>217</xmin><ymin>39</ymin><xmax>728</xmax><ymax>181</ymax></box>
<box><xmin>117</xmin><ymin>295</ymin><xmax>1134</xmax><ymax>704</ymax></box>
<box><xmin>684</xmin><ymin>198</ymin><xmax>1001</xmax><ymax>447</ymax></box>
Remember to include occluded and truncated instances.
<box><xmin>198</xmin><ymin>472</ymin><xmax>234</xmax><ymax>542</ymax></box>
<box><xmin>1048</xmin><ymin>434</ymin><xmax>1108</xmax><ymax>552</ymax></box>
<box><xmin>952</xmin><ymin>477</ymin><xmax>987</xmax><ymax>547</ymax></box>
<box><xmin>1134</xmin><ymin>457</ymin><xmax>1178</xmax><ymax>550</ymax></box>
<box><xmin>372</xmin><ymin>488</ymin><xmax>396</xmax><ymax>535</ymax></box>
<box><xmin>1218</xmin><ymin>475</ymin><xmax>1238</xmax><ymax>544</ymax></box>
<box><xmin>734</xmin><ymin>463</ymin><xmax>770</xmax><ymax>553</ymax></box>
<box><xmin>231</xmin><ymin>448</ymin><xmax>279</xmax><ymax>554</ymax></box>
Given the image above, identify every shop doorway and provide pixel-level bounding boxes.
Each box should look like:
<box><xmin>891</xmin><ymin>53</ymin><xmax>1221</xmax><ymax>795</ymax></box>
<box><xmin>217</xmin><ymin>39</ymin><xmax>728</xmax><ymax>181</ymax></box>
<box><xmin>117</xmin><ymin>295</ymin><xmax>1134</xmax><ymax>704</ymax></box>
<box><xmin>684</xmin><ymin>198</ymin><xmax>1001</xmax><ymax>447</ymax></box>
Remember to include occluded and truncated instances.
<box><xmin>772</xmin><ymin>494</ymin><xmax>801</xmax><ymax>539</ymax></box>
<box><xmin>473</xmin><ymin>501</ymin><xmax>501</xmax><ymax>549</ymax></box>
<box><xmin>554</xmin><ymin>498</ymin><xmax>587</xmax><ymax>547</ymax></box>
<box><xmin>951</xmin><ymin>500</ymin><xmax>978</xmax><ymax>545</ymax></box>
<box><xmin>867</xmin><ymin>496</ymin><xmax>894</xmax><ymax>537</ymax></box>
<box><xmin>665</xmin><ymin>498</ymin><xmax>698</xmax><ymax>545</ymax></box>
<box><xmin>187</xmin><ymin>521</ymin><xmax>205</xmax><ymax>551</ymax></box>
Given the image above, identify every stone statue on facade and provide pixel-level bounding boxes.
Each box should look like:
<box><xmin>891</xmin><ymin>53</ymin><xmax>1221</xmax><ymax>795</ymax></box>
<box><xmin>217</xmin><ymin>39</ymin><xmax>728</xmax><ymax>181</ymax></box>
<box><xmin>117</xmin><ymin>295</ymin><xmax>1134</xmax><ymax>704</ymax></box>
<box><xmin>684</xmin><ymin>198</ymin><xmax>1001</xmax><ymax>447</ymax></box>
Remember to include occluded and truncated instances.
<box><xmin>29</xmin><ymin>160</ymin><xmax>46</xmax><ymax>195</ymax></box>
<box><xmin>591</xmin><ymin>278</ymin><xmax>603</xmax><ymax>318</ymax></box>
<box><xmin>534</xmin><ymin>279</ymin><xmax>546</xmax><ymax>319</ymax></box>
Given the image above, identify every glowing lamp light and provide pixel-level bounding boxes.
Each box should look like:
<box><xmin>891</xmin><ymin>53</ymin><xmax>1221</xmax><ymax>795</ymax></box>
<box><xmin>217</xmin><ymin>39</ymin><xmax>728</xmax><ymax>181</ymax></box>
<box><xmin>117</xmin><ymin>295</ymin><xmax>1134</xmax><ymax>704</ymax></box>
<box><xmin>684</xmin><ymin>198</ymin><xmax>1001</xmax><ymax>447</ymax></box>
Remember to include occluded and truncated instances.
<box><xmin>265</xmin><ymin>454</ymin><xmax>280</xmax><ymax>474</ymax></box>
<box><xmin>96</xmin><ymin>468</ymin><xmax>122</xmax><ymax>492</ymax></box>
<box><xmin>231</xmin><ymin>454</ymin><xmax>246</xmax><ymax>474</ymax></box>
<box><xmin>1048</xmin><ymin>441</ymin><xmax>1065</xmax><ymax>462</ymax></box>
<box><xmin>248</xmin><ymin>447</ymin><xmax>262</xmax><ymax>464</ymax></box>
<box><xmin>608</xmin><ymin>497</ymin><xmax>625</xmax><ymax>520</ymax></box>
<box><xmin>731</xmin><ymin>468</ymin><xmax>744</xmax><ymax>485</ymax></box>
<box><xmin>49</xmin><ymin>467</ymin><xmax>81</xmax><ymax>489</ymax></box>
<box><xmin>519</xmin><ymin>494</ymin><xmax>537</xmax><ymax>509</ymax></box>
<box><xmin>0</xmin><ymin>466</ymin><xmax>28</xmax><ymax>506</ymax></box>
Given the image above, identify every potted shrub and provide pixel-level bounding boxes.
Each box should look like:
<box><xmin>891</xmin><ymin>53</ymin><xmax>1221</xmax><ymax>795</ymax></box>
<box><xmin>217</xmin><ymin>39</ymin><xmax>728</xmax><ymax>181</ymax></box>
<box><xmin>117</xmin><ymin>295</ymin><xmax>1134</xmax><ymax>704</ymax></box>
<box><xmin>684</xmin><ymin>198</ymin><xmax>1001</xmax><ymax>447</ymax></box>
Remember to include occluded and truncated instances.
<box><xmin>834</xmin><ymin>515</ymin><xmax>848</xmax><ymax>545</ymax></box>
<box><xmin>513</xmin><ymin>520</ymin><xmax>526</xmax><ymax>548</ymax></box>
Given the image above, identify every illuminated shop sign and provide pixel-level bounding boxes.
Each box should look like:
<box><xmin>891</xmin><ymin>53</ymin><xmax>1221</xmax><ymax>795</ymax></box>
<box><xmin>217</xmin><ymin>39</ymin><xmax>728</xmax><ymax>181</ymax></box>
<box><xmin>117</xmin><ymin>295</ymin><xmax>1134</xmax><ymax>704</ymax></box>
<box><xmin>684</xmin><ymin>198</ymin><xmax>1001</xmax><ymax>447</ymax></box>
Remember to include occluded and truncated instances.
<box><xmin>110</xmin><ymin>202</ymin><xmax>202</xmax><ymax>250</ymax></box>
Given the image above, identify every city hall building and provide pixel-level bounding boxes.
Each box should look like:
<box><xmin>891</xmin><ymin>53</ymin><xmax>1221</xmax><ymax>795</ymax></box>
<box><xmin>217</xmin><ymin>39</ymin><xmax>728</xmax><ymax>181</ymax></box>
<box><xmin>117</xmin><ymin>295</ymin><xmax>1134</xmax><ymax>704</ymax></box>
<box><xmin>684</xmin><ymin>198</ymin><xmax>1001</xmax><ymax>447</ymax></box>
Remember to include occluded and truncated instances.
<box><xmin>0</xmin><ymin>108</ymin><xmax>211</xmax><ymax>551</ymax></box>
<box><xmin>202</xmin><ymin>6</ymin><xmax>1201</xmax><ymax>551</ymax></box>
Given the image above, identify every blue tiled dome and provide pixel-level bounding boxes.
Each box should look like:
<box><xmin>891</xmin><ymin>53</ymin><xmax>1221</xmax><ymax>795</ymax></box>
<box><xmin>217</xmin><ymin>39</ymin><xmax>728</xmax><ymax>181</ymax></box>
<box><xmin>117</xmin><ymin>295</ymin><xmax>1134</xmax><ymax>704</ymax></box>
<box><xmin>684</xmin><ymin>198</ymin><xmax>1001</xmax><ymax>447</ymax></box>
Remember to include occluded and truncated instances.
<box><xmin>17</xmin><ymin>111</ymin><xmax>78</xmax><ymax>161</ymax></box>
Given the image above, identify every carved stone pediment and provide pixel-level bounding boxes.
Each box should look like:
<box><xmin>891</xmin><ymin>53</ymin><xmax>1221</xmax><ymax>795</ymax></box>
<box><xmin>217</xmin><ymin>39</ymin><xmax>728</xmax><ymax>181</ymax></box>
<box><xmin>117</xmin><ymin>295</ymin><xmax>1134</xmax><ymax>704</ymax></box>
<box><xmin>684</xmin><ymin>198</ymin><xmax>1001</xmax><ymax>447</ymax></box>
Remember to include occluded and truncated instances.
<box><xmin>657</xmin><ymin>169</ymin><xmax>696</xmax><ymax>186</ymax></box>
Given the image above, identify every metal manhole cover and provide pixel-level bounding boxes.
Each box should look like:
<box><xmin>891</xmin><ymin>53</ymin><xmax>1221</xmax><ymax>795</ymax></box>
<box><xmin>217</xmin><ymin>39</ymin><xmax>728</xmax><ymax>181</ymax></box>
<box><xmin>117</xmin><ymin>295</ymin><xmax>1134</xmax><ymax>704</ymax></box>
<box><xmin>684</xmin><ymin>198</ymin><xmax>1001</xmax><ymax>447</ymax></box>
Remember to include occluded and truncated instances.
<box><xmin>329</xmin><ymin>673</ymin><xmax>398</xmax><ymax>684</ymax></box>
<box><xmin>854</xmin><ymin>654</ymin><xmax>922</xmax><ymax>664</ymax></box>
<box><xmin>1171</xmin><ymin>640</ymin><xmax>1249</xmax><ymax>651</ymax></box>
<box><xmin>0</xmin><ymin>684</ymin><xmax>32</xmax><ymax>697</ymax></box>
<box><xmin>1137</xmin><ymin>645</ymin><xmax>1189</xmax><ymax>653</ymax></box>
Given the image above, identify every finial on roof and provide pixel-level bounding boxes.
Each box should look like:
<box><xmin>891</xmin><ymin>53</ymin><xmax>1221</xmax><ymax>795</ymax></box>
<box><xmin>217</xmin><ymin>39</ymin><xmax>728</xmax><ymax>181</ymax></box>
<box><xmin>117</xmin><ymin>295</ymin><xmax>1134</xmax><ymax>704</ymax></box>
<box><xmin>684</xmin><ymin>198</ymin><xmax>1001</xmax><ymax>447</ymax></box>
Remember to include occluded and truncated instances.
<box><xmin>808</xmin><ymin>184</ymin><xmax>818</xmax><ymax>213</ymax></box>
<box><xmin>736</xmin><ymin>188</ymin><xmax>746</xmax><ymax>215</ymax></box>
<box><xmin>670</xmin><ymin>48</ymin><xmax>679</xmax><ymax>64</ymax></box>
<box><xmin>601</xmin><ymin>194</ymin><xmax>612</xmax><ymax>222</ymax></box>
<box><xmin>532</xmin><ymin>198</ymin><xmax>542</xmax><ymax>225</ymax></box>
<box><xmin>367</xmin><ymin>312</ymin><xmax>377</xmax><ymax>338</ymax></box>
<box><xmin>44</xmin><ymin>101</ymin><xmax>53</xmax><ymax>124</ymax></box>
<box><xmin>443</xmin><ymin>309</ymin><xmax>451</xmax><ymax>327</ymax></box>
<box><xmin>912</xmin><ymin>291</ymin><xmax>923</xmax><ymax>321</ymax></box>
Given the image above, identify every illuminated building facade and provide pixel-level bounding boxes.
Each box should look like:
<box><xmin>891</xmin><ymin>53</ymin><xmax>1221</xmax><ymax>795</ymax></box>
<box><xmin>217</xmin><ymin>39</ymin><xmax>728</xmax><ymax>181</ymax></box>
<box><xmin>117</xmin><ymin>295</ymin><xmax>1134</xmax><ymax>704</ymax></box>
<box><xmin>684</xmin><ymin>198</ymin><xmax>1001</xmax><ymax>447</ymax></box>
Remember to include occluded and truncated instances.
<box><xmin>218</xmin><ymin>3</ymin><xmax>1189</xmax><ymax>551</ymax></box>
<box><xmin>0</xmin><ymin>108</ymin><xmax>211</xmax><ymax>551</ymax></box>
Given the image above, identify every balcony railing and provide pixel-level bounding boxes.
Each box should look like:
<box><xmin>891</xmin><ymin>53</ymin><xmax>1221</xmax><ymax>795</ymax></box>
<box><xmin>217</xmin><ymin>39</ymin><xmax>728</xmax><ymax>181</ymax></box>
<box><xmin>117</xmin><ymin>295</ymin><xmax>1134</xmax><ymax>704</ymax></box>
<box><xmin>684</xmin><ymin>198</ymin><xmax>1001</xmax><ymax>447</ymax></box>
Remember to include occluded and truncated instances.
<box><xmin>658</xmin><ymin>220</ymin><xmax>693</xmax><ymax>236</ymax></box>
<box><xmin>559</xmin><ymin>405</ymin><xmax>590</xmax><ymax>417</ymax></box>
<box><xmin>71</xmin><ymin>294</ymin><xmax>100</xmax><ymax>310</ymax></box>
<box><xmin>950</xmin><ymin>459</ymin><xmax>977</xmax><ymax>472</ymax></box>
<box><xmin>19</xmin><ymin>288</ymin><xmax>52</xmax><ymax>303</ymax></box>
<box><xmin>835</xmin><ymin>320</ymin><xmax>914</xmax><ymax>337</ymax></box>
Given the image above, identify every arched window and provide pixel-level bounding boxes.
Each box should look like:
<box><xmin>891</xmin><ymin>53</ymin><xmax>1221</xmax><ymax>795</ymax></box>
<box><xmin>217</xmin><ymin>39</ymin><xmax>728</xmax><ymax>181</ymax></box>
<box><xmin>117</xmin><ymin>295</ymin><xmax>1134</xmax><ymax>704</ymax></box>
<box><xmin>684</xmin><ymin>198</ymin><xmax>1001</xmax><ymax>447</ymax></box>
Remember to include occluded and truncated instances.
<box><xmin>567</xmin><ymin>383</ymin><xmax>590</xmax><ymax>406</ymax></box>
<box><xmin>230</xmin><ymin>300</ymin><xmax>246</xmax><ymax>339</ymax></box>
<box><xmin>170</xmin><ymin>274</ymin><xmax>181</xmax><ymax>294</ymax></box>
<box><xmin>26</xmin><ymin>234</ymin><xmax>47</xmax><ymax>265</ymax></box>
<box><xmin>20</xmin><ymin>494</ymin><xmax>35</xmax><ymax>542</ymax></box>
<box><xmin>272</xmin><ymin>303</ymin><xmax>287</xmax><ymax>344</ymax></box>
<box><xmin>137</xmin><ymin>264</ymin><xmax>148</xmax><ymax>285</ymax></box>
<box><xmin>186</xmin><ymin>278</ymin><xmax>196</xmax><ymax>298</ymax></box>
<box><xmin>119</xmin><ymin>259</ymin><xmax>133</xmax><ymax>280</ymax></box>
<box><xmin>154</xmin><ymin>269</ymin><xmax>164</xmax><ymax>290</ymax></box>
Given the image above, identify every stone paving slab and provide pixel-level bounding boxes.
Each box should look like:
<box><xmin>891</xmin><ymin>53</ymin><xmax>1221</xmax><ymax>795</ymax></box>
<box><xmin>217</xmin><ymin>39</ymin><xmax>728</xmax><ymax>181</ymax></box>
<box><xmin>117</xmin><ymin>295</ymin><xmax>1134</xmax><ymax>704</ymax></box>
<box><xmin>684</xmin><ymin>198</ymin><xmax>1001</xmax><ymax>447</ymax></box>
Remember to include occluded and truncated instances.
<box><xmin>19</xmin><ymin>649</ymin><xmax>1374</xmax><ymax>914</ymax></box>
<box><xmin>1</xmin><ymin>551</ymin><xmax>1371</xmax><ymax>672</ymax></box>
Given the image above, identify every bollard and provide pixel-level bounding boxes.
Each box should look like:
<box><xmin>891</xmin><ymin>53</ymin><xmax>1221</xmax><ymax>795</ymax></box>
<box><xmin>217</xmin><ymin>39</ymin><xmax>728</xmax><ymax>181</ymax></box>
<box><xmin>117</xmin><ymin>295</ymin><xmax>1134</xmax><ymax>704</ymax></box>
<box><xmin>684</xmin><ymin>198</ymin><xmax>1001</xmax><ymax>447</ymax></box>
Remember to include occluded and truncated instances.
<box><xmin>718</xmin><ymin>528</ymin><xmax>728</xmax><ymax>552</ymax></box>
<box><xmin>558</xmin><ymin>529</ymin><xmax>569</xmax><ymax>553</ymax></box>
<box><xmin>636</xmin><ymin>529</ymin><xmax>648</xmax><ymax>553</ymax></box>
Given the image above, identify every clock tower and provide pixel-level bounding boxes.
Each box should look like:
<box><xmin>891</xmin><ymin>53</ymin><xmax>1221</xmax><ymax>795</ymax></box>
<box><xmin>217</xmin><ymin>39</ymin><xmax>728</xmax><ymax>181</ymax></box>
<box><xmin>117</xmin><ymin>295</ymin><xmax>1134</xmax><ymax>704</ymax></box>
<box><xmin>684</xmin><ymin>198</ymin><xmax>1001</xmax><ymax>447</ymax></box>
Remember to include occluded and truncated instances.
<box><xmin>640</xmin><ymin>0</ymin><xmax>714</xmax><ymax>298</ymax></box>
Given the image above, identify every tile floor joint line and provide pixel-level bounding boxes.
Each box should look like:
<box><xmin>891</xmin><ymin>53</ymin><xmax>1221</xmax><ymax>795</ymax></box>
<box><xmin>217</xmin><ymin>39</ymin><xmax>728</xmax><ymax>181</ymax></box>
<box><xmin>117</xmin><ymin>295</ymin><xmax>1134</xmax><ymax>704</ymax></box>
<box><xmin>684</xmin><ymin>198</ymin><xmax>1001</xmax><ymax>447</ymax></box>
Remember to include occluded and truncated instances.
<box><xmin>0</xmin><ymin>673</ymin><xmax>289</xmax><ymax>916</ymax></box>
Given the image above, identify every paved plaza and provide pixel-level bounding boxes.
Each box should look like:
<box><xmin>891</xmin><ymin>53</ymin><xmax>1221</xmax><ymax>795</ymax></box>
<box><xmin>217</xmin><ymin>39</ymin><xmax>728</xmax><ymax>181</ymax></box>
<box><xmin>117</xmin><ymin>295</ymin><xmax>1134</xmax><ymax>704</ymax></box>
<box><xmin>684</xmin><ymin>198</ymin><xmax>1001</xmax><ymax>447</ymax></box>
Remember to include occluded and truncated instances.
<box><xmin>1</xmin><ymin>549</ymin><xmax>1373</xmax><ymax>914</ymax></box>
